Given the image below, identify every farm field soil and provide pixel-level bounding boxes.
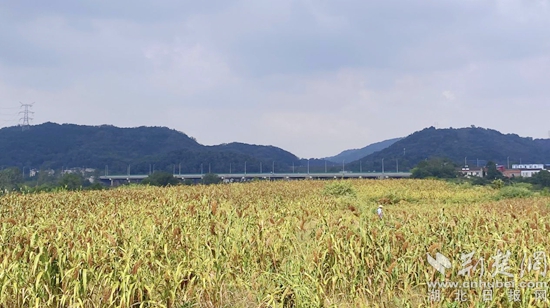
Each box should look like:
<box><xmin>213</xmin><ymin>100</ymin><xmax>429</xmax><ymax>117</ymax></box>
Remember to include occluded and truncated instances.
<box><xmin>0</xmin><ymin>179</ymin><xmax>549</xmax><ymax>307</ymax></box>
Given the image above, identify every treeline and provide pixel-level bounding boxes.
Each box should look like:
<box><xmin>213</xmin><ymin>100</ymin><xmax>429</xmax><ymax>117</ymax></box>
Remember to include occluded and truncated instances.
<box><xmin>0</xmin><ymin>167</ymin><xmax>104</xmax><ymax>194</ymax></box>
<box><xmin>0</xmin><ymin>123</ymin><xmax>305</xmax><ymax>174</ymax></box>
<box><xmin>0</xmin><ymin>168</ymin><xmax>225</xmax><ymax>195</ymax></box>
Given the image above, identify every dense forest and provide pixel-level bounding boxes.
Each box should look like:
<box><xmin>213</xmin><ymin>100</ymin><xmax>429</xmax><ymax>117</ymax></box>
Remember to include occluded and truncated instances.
<box><xmin>0</xmin><ymin>123</ymin><xmax>353</xmax><ymax>175</ymax></box>
<box><xmin>0</xmin><ymin>123</ymin><xmax>307</xmax><ymax>174</ymax></box>
<box><xmin>347</xmin><ymin>126</ymin><xmax>550</xmax><ymax>171</ymax></box>
<box><xmin>2</xmin><ymin>123</ymin><xmax>549</xmax><ymax>176</ymax></box>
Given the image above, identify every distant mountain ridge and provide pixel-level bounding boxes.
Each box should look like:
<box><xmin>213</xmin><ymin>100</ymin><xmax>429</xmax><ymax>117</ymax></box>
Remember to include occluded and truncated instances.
<box><xmin>0</xmin><ymin>122</ymin><xmax>301</xmax><ymax>174</ymax></box>
<box><xmin>324</xmin><ymin>137</ymin><xmax>402</xmax><ymax>163</ymax></box>
<box><xmin>346</xmin><ymin>126</ymin><xmax>550</xmax><ymax>171</ymax></box>
<box><xmin>3</xmin><ymin>123</ymin><xmax>549</xmax><ymax>175</ymax></box>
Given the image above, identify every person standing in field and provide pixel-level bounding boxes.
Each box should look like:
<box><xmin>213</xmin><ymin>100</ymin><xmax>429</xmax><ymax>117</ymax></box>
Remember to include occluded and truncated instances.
<box><xmin>377</xmin><ymin>205</ymin><xmax>383</xmax><ymax>220</ymax></box>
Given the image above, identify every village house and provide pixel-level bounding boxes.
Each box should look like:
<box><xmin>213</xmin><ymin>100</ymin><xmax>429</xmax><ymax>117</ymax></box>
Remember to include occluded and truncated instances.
<box><xmin>502</xmin><ymin>169</ymin><xmax>521</xmax><ymax>178</ymax></box>
<box><xmin>520</xmin><ymin>169</ymin><xmax>543</xmax><ymax>177</ymax></box>
<box><xmin>459</xmin><ymin>165</ymin><xmax>484</xmax><ymax>177</ymax></box>
<box><xmin>458</xmin><ymin>162</ymin><xmax>548</xmax><ymax>178</ymax></box>
<box><xmin>512</xmin><ymin>164</ymin><xmax>544</xmax><ymax>170</ymax></box>
<box><xmin>501</xmin><ymin>163</ymin><xmax>547</xmax><ymax>178</ymax></box>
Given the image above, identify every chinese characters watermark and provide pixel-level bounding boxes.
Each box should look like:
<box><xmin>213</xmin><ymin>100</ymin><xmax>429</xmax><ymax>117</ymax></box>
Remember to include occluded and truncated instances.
<box><xmin>426</xmin><ymin>250</ymin><xmax>548</xmax><ymax>303</ymax></box>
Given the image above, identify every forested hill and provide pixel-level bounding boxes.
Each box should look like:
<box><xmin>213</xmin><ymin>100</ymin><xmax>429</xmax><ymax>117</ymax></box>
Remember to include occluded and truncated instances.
<box><xmin>346</xmin><ymin>126</ymin><xmax>550</xmax><ymax>171</ymax></box>
<box><xmin>0</xmin><ymin>122</ymin><xmax>301</xmax><ymax>174</ymax></box>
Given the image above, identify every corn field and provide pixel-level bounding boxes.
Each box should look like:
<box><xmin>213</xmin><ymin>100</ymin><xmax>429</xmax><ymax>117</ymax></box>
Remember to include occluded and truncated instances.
<box><xmin>0</xmin><ymin>179</ymin><xmax>549</xmax><ymax>307</ymax></box>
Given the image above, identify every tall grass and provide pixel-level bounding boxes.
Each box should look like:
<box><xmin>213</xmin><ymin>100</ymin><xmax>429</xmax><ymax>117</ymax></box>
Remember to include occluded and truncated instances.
<box><xmin>0</xmin><ymin>180</ymin><xmax>548</xmax><ymax>307</ymax></box>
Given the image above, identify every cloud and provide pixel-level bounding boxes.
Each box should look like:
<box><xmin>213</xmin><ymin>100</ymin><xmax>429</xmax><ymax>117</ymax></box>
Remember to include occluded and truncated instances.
<box><xmin>442</xmin><ymin>91</ymin><xmax>456</xmax><ymax>101</ymax></box>
<box><xmin>144</xmin><ymin>41</ymin><xmax>236</xmax><ymax>96</ymax></box>
<box><xmin>1</xmin><ymin>0</ymin><xmax>550</xmax><ymax>158</ymax></box>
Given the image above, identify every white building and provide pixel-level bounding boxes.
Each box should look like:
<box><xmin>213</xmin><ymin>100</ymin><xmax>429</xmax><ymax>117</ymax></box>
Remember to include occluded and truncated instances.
<box><xmin>460</xmin><ymin>165</ymin><xmax>484</xmax><ymax>177</ymax></box>
<box><xmin>520</xmin><ymin>169</ymin><xmax>542</xmax><ymax>177</ymax></box>
<box><xmin>30</xmin><ymin>169</ymin><xmax>56</xmax><ymax>177</ymax></box>
<box><xmin>62</xmin><ymin>167</ymin><xmax>96</xmax><ymax>175</ymax></box>
<box><xmin>512</xmin><ymin>164</ymin><xmax>544</xmax><ymax>170</ymax></box>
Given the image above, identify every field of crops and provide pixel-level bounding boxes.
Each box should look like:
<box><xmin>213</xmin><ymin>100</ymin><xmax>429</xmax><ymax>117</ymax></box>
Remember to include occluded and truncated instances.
<box><xmin>1</xmin><ymin>179</ymin><xmax>549</xmax><ymax>307</ymax></box>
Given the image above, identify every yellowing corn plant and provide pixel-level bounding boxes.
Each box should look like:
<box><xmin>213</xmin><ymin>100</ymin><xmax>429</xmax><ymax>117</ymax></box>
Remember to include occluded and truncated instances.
<box><xmin>0</xmin><ymin>179</ymin><xmax>549</xmax><ymax>307</ymax></box>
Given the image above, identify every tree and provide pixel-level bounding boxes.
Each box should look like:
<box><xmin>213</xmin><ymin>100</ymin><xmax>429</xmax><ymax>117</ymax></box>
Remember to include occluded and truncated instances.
<box><xmin>58</xmin><ymin>173</ymin><xmax>87</xmax><ymax>190</ymax></box>
<box><xmin>485</xmin><ymin>161</ymin><xmax>504</xmax><ymax>180</ymax></box>
<box><xmin>530</xmin><ymin>170</ymin><xmax>550</xmax><ymax>187</ymax></box>
<box><xmin>87</xmin><ymin>182</ymin><xmax>105</xmax><ymax>190</ymax></box>
<box><xmin>182</xmin><ymin>179</ymin><xmax>194</xmax><ymax>186</ymax></box>
<box><xmin>36</xmin><ymin>168</ymin><xmax>57</xmax><ymax>187</ymax></box>
<box><xmin>411</xmin><ymin>157</ymin><xmax>458</xmax><ymax>179</ymax></box>
<box><xmin>0</xmin><ymin>167</ymin><xmax>23</xmax><ymax>191</ymax></box>
<box><xmin>141</xmin><ymin>172</ymin><xmax>179</xmax><ymax>186</ymax></box>
<box><xmin>202</xmin><ymin>173</ymin><xmax>221</xmax><ymax>185</ymax></box>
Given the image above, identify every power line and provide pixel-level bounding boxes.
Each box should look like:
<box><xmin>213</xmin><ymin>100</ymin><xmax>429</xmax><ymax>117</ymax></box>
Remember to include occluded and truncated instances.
<box><xmin>0</xmin><ymin>112</ymin><xmax>19</xmax><ymax>117</ymax></box>
<box><xmin>0</xmin><ymin>119</ymin><xmax>18</xmax><ymax>123</ymax></box>
<box><xmin>19</xmin><ymin>102</ymin><xmax>34</xmax><ymax>131</ymax></box>
<box><xmin>0</xmin><ymin>106</ymin><xmax>20</xmax><ymax>125</ymax></box>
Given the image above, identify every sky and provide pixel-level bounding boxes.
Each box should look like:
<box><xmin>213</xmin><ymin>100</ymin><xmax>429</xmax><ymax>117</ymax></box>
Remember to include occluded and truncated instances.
<box><xmin>1</xmin><ymin>0</ymin><xmax>549</xmax><ymax>158</ymax></box>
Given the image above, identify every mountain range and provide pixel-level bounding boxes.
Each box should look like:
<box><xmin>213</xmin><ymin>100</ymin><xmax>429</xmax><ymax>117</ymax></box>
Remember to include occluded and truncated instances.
<box><xmin>1</xmin><ymin>123</ymin><xmax>549</xmax><ymax>174</ymax></box>
<box><xmin>0</xmin><ymin>122</ymin><xmax>301</xmax><ymax>174</ymax></box>
<box><xmin>324</xmin><ymin>137</ymin><xmax>402</xmax><ymax>163</ymax></box>
<box><xmin>346</xmin><ymin>126</ymin><xmax>550</xmax><ymax>172</ymax></box>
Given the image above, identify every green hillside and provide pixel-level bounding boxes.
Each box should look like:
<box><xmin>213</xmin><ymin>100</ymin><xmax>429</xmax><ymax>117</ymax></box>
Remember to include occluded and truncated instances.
<box><xmin>0</xmin><ymin>123</ymin><xmax>301</xmax><ymax>174</ymax></box>
<box><xmin>347</xmin><ymin>126</ymin><xmax>550</xmax><ymax>172</ymax></box>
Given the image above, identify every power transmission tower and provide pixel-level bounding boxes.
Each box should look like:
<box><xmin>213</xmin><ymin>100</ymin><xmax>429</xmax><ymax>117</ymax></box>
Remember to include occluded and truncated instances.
<box><xmin>19</xmin><ymin>102</ymin><xmax>34</xmax><ymax>131</ymax></box>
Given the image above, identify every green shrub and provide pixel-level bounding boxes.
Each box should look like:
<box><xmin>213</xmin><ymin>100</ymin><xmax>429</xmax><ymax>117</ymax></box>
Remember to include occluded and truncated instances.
<box><xmin>141</xmin><ymin>172</ymin><xmax>179</xmax><ymax>186</ymax></box>
<box><xmin>470</xmin><ymin>177</ymin><xmax>489</xmax><ymax>186</ymax></box>
<box><xmin>202</xmin><ymin>173</ymin><xmax>221</xmax><ymax>185</ymax></box>
<box><xmin>87</xmin><ymin>182</ymin><xmax>105</xmax><ymax>190</ymax></box>
<box><xmin>540</xmin><ymin>188</ymin><xmax>550</xmax><ymax>196</ymax></box>
<box><xmin>182</xmin><ymin>179</ymin><xmax>194</xmax><ymax>186</ymax></box>
<box><xmin>491</xmin><ymin>179</ymin><xmax>504</xmax><ymax>189</ymax></box>
<box><xmin>496</xmin><ymin>186</ymin><xmax>533</xmax><ymax>199</ymax></box>
<box><xmin>512</xmin><ymin>182</ymin><xmax>533</xmax><ymax>190</ymax></box>
<box><xmin>322</xmin><ymin>181</ymin><xmax>356</xmax><ymax>197</ymax></box>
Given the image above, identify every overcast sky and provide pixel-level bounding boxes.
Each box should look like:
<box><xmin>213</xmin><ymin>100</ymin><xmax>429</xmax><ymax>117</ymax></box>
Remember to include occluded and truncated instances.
<box><xmin>1</xmin><ymin>1</ymin><xmax>549</xmax><ymax>158</ymax></box>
